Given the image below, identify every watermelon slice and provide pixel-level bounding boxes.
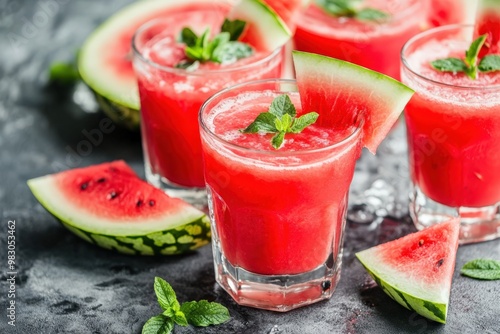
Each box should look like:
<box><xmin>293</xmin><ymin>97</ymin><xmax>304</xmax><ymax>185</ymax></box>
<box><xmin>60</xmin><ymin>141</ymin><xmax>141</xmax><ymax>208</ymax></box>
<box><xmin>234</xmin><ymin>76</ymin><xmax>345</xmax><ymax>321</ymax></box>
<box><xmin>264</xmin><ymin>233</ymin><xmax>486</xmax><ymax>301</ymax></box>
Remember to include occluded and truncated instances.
<box><xmin>427</xmin><ymin>0</ymin><xmax>478</xmax><ymax>27</ymax></box>
<box><xmin>262</xmin><ymin>0</ymin><xmax>311</xmax><ymax>30</ymax></box>
<box><xmin>229</xmin><ymin>0</ymin><xmax>291</xmax><ymax>51</ymax></box>
<box><xmin>292</xmin><ymin>51</ymin><xmax>414</xmax><ymax>153</ymax></box>
<box><xmin>356</xmin><ymin>218</ymin><xmax>460</xmax><ymax>323</ymax></box>
<box><xmin>475</xmin><ymin>0</ymin><xmax>500</xmax><ymax>56</ymax></box>
<box><xmin>27</xmin><ymin>161</ymin><xmax>211</xmax><ymax>255</ymax></box>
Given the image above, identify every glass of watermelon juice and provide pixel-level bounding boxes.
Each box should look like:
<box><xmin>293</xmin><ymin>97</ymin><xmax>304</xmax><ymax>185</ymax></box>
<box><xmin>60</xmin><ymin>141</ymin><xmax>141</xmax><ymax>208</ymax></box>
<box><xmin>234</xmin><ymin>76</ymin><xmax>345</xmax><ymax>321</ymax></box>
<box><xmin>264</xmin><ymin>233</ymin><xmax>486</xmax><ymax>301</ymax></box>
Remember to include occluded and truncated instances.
<box><xmin>293</xmin><ymin>0</ymin><xmax>426</xmax><ymax>79</ymax></box>
<box><xmin>199</xmin><ymin>79</ymin><xmax>363</xmax><ymax>311</ymax></box>
<box><xmin>401</xmin><ymin>24</ymin><xmax>500</xmax><ymax>244</ymax></box>
<box><xmin>132</xmin><ymin>3</ymin><xmax>283</xmax><ymax>204</ymax></box>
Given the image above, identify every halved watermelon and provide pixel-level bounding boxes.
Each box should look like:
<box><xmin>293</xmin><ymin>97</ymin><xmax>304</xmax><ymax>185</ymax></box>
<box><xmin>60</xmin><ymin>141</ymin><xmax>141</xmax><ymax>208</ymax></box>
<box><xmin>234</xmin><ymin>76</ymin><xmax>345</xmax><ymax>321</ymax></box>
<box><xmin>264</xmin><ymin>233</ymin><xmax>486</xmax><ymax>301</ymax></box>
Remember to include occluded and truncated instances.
<box><xmin>475</xmin><ymin>0</ymin><xmax>500</xmax><ymax>56</ymax></box>
<box><xmin>356</xmin><ymin>218</ymin><xmax>460</xmax><ymax>323</ymax></box>
<box><xmin>427</xmin><ymin>0</ymin><xmax>478</xmax><ymax>27</ymax></box>
<box><xmin>27</xmin><ymin>161</ymin><xmax>210</xmax><ymax>255</ymax></box>
<box><xmin>292</xmin><ymin>51</ymin><xmax>414</xmax><ymax>153</ymax></box>
<box><xmin>230</xmin><ymin>0</ymin><xmax>291</xmax><ymax>51</ymax></box>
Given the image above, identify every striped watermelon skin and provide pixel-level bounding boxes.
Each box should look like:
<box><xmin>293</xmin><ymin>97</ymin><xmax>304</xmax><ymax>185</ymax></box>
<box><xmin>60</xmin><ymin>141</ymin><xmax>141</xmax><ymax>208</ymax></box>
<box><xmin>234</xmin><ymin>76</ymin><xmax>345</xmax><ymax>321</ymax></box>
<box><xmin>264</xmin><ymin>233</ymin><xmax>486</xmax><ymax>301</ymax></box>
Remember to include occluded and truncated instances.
<box><xmin>27</xmin><ymin>161</ymin><xmax>211</xmax><ymax>255</ymax></box>
<box><xmin>61</xmin><ymin>216</ymin><xmax>211</xmax><ymax>256</ymax></box>
<box><xmin>356</xmin><ymin>218</ymin><xmax>460</xmax><ymax>323</ymax></box>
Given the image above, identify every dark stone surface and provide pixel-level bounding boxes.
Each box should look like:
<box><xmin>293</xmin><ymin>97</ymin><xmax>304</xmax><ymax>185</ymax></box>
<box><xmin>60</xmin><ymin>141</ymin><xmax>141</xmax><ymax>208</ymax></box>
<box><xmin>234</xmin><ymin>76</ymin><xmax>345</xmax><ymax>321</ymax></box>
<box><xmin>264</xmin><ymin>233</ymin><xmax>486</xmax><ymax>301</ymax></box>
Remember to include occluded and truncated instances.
<box><xmin>0</xmin><ymin>1</ymin><xmax>499</xmax><ymax>333</ymax></box>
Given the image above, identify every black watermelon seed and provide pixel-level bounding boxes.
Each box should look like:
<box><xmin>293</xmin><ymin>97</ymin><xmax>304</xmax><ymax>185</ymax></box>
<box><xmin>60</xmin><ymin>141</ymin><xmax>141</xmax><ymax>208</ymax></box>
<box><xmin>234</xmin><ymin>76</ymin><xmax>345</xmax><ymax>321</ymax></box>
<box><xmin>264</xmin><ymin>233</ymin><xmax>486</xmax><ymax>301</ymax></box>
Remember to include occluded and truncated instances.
<box><xmin>436</xmin><ymin>259</ymin><xmax>444</xmax><ymax>267</ymax></box>
<box><xmin>322</xmin><ymin>280</ymin><xmax>331</xmax><ymax>291</ymax></box>
<box><xmin>136</xmin><ymin>200</ymin><xmax>143</xmax><ymax>207</ymax></box>
<box><xmin>149</xmin><ymin>200</ymin><xmax>155</xmax><ymax>207</ymax></box>
<box><xmin>80</xmin><ymin>182</ymin><xmax>89</xmax><ymax>190</ymax></box>
<box><xmin>108</xmin><ymin>191</ymin><xmax>118</xmax><ymax>200</ymax></box>
<box><xmin>97</xmin><ymin>178</ymin><xmax>106</xmax><ymax>183</ymax></box>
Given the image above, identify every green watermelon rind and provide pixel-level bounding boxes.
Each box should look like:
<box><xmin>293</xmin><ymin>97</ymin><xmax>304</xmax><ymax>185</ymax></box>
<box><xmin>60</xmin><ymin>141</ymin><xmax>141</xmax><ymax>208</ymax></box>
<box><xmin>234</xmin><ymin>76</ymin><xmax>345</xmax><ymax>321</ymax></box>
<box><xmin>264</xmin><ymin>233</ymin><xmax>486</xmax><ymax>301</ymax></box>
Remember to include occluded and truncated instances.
<box><xmin>355</xmin><ymin>251</ymin><xmax>447</xmax><ymax>323</ymax></box>
<box><xmin>230</xmin><ymin>0</ymin><xmax>292</xmax><ymax>51</ymax></box>
<box><xmin>27</xmin><ymin>173</ymin><xmax>211</xmax><ymax>256</ymax></box>
<box><xmin>292</xmin><ymin>50</ymin><xmax>414</xmax><ymax>153</ymax></box>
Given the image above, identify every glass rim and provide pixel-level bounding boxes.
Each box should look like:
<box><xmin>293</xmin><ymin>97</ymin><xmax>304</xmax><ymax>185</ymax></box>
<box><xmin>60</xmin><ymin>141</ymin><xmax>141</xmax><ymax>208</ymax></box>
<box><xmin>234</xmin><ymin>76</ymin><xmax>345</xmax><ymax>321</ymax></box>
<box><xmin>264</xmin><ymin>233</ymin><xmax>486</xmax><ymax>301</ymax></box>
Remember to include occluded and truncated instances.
<box><xmin>199</xmin><ymin>78</ymin><xmax>364</xmax><ymax>157</ymax></box>
<box><xmin>401</xmin><ymin>23</ymin><xmax>500</xmax><ymax>90</ymax></box>
<box><xmin>132</xmin><ymin>17</ymin><xmax>283</xmax><ymax>77</ymax></box>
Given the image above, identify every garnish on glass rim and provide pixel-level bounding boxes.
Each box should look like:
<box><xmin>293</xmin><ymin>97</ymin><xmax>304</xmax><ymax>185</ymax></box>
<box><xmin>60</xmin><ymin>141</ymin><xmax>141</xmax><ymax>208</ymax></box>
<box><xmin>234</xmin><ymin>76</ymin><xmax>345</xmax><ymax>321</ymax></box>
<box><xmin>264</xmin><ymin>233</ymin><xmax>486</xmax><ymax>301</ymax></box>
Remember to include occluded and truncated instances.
<box><xmin>240</xmin><ymin>94</ymin><xmax>319</xmax><ymax>149</ymax></box>
<box><xmin>142</xmin><ymin>277</ymin><xmax>230</xmax><ymax>334</ymax></box>
<box><xmin>175</xmin><ymin>19</ymin><xmax>253</xmax><ymax>70</ymax></box>
<box><xmin>431</xmin><ymin>34</ymin><xmax>500</xmax><ymax>79</ymax></box>
<box><xmin>315</xmin><ymin>0</ymin><xmax>389</xmax><ymax>22</ymax></box>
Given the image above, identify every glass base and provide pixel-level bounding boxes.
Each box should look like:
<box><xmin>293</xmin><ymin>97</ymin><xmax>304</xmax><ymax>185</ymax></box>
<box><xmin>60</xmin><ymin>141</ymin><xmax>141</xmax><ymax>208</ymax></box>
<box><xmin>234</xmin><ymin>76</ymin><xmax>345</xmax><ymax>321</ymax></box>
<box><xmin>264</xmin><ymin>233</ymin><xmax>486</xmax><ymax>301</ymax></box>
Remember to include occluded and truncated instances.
<box><xmin>212</xmin><ymin>240</ymin><xmax>341</xmax><ymax>312</ymax></box>
<box><xmin>145</xmin><ymin>166</ymin><xmax>207</xmax><ymax>210</ymax></box>
<box><xmin>409</xmin><ymin>185</ymin><xmax>500</xmax><ymax>244</ymax></box>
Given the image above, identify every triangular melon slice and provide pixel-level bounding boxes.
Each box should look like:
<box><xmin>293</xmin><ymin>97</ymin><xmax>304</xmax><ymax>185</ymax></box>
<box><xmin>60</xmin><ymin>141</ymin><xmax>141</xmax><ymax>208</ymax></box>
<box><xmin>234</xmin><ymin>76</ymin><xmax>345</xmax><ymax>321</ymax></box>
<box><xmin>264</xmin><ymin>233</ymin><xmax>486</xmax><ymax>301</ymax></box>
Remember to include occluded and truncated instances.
<box><xmin>475</xmin><ymin>0</ymin><xmax>500</xmax><ymax>56</ymax></box>
<box><xmin>27</xmin><ymin>161</ymin><xmax>210</xmax><ymax>256</ymax></box>
<box><xmin>292</xmin><ymin>51</ymin><xmax>414</xmax><ymax>153</ymax></box>
<box><xmin>356</xmin><ymin>218</ymin><xmax>460</xmax><ymax>323</ymax></box>
<box><xmin>230</xmin><ymin>0</ymin><xmax>291</xmax><ymax>51</ymax></box>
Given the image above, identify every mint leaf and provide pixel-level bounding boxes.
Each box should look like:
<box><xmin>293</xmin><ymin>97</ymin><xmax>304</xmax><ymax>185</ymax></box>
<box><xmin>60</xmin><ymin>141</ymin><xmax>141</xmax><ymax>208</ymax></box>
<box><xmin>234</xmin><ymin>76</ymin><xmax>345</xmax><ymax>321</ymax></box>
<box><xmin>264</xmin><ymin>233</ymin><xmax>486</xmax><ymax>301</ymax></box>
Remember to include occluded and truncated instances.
<box><xmin>355</xmin><ymin>8</ymin><xmax>388</xmax><ymax>21</ymax></box>
<box><xmin>240</xmin><ymin>94</ymin><xmax>319</xmax><ymax>149</ymax></box>
<box><xmin>271</xmin><ymin>131</ymin><xmax>286</xmax><ymax>149</ymax></box>
<box><xmin>154</xmin><ymin>277</ymin><xmax>181</xmax><ymax>313</ymax></box>
<box><xmin>179</xmin><ymin>28</ymin><xmax>198</xmax><ymax>47</ymax></box>
<box><xmin>431</xmin><ymin>58</ymin><xmax>468</xmax><ymax>73</ymax></box>
<box><xmin>464</xmin><ymin>34</ymin><xmax>487</xmax><ymax>79</ymax></box>
<box><xmin>221</xmin><ymin>19</ymin><xmax>246</xmax><ymax>41</ymax></box>
<box><xmin>461</xmin><ymin>259</ymin><xmax>500</xmax><ymax>280</ymax></box>
<box><xmin>49</xmin><ymin>62</ymin><xmax>80</xmax><ymax>85</ymax></box>
<box><xmin>478</xmin><ymin>55</ymin><xmax>500</xmax><ymax>72</ymax></box>
<box><xmin>180</xmin><ymin>300</ymin><xmax>230</xmax><ymax>326</ymax></box>
<box><xmin>143</xmin><ymin>277</ymin><xmax>230</xmax><ymax>332</ymax></box>
<box><xmin>269</xmin><ymin>94</ymin><xmax>296</xmax><ymax>118</ymax></box>
<box><xmin>274</xmin><ymin>113</ymin><xmax>294</xmax><ymax>132</ymax></box>
<box><xmin>241</xmin><ymin>112</ymin><xmax>278</xmax><ymax>133</ymax></box>
<box><xmin>212</xmin><ymin>41</ymin><xmax>253</xmax><ymax>64</ymax></box>
<box><xmin>290</xmin><ymin>112</ymin><xmax>319</xmax><ymax>133</ymax></box>
<box><xmin>177</xmin><ymin>19</ymin><xmax>252</xmax><ymax>67</ymax></box>
<box><xmin>316</xmin><ymin>0</ymin><xmax>388</xmax><ymax>22</ymax></box>
<box><xmin>142</xmin><ymin>315</ymin><xmax>174</xmax><ymax>334</ymax></box>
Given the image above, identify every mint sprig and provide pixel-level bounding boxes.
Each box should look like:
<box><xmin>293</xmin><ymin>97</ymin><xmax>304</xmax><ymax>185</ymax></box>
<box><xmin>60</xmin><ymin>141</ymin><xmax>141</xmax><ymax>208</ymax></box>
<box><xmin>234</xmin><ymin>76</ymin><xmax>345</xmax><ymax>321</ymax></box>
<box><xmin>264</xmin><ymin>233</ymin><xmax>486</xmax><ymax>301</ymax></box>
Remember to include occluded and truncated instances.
<box><xmin>316</xmin><ymin>0</ymin><xmax>389</xmax><ymax>22</ymax></box>
<box><xmin>142</xmin><ymin>277</ymin><xmax>230</xmax><ymax>334</ymax></box>
<box><xmin>461</xmin><ymin>259</ymin><xmax>500</xmax><ymax>280</ymax></box>
<box><xmin>176</xmin><ymin>19</ymin><xmax>253</xmax><ymax>70</ymax></box>
<box><xmin>240</xmin><ymin>94</ymin><xmax>319</xmax><ymax>149</ymax></box>
<box><xmin>431</xmin><ymin>34</ymin><xmax>500</xmax><ymax>79</ymax></box>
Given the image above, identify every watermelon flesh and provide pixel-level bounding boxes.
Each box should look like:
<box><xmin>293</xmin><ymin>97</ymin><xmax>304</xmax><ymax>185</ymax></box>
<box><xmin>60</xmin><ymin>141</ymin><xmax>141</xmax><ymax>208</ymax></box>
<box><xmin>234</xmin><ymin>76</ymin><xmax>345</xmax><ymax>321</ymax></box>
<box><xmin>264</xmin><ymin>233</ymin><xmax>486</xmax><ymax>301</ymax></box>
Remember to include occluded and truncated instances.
<box><xmin>426</xmin><ymin>0</ymin><xmax>477</xmax><ymax>27</ymax></box>
<box><xmin>292</xmin><ymin>51</ymin><xmax>414</xmax><ymax>153</ymax></box>
<box><xmin>27</xmin><ymin>161</ymin><xmax>210</xmax><ymax>255</ymax></box>
<box><xmin>356</xmin><ymin>218</ymin><xmax>460</xmax><ymax>323</ymax></box>
<box><xmin>475</xmin><ymin>0</ymin><xmax>500</xmax><ymax>56</ymax></box>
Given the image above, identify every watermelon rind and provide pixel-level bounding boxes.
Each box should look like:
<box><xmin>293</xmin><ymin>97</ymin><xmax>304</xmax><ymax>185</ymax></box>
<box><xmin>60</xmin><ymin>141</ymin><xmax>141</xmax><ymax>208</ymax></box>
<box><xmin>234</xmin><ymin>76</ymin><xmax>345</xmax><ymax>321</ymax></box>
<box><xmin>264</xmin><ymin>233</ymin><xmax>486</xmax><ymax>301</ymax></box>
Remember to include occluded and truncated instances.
<box><xmin>292</xmin><ymin>50</ymin><xmax>414</xmax><ymax>153</ymax></box>
<box><xmin>355</xmin><ymin>219</ymin><xmax>460</xmax><ymax>324</ymax></box>
<box><xmin>27</xmin><ymin>171</ymin><xmax>211</xmax><ymax>256</ymax></box>
<box><xmin>230</xmin><ymin>0</ymin><xmax>292</xmax><ymax>51</ymax></box>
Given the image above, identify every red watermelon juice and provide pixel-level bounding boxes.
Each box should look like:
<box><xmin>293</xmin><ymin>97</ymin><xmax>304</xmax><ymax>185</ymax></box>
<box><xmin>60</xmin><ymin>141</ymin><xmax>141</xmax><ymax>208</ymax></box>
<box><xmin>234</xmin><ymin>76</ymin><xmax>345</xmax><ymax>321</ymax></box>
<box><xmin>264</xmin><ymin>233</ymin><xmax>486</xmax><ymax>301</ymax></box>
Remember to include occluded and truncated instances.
<box><xmin>401</xmin><ymin>25</ymin><xmax>500</xmax><ymax>243</ymax></box>
<box><xmin>132</xmin><ymin>2</ymin><xmax>283</xmax><ymax>202</ymax></box>
<box><xmin>294</xmin><ymin>0</ymin><xmax>426</xmax><ymax>79</ymax></box>
<box><xmin>200</xmin><ymin>79</ymin><xmax>363</xmax><ymax>311</ymax></box>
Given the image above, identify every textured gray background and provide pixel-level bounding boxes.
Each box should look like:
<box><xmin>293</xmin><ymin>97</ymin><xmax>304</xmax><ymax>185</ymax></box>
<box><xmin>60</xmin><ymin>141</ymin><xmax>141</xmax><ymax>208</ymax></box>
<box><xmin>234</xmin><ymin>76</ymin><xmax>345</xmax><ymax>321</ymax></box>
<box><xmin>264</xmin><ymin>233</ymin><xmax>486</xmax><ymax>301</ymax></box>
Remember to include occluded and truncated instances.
<box><xmin>0</xmin><ymin>0</ymin><xmax>499</xmax><ymax>333</ymax></box>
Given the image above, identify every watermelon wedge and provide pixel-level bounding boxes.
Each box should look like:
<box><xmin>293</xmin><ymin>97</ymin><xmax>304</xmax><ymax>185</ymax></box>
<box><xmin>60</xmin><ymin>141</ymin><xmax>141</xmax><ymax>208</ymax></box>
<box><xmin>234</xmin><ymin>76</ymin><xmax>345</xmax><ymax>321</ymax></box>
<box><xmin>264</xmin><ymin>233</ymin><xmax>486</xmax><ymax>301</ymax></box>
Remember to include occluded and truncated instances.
<box><xmin>427</xmin><ymin>0</ymin><xmax>478</xmax><ymax>27</ymax></box>
<box><xmin>356</xmin><ymin>218</ymin><xmax>460</xmax><ymax>323</ymax></box>
<box><xmin>230</xmin><ymin>0</ymin><xmax>291</xmax><ymax>51</ymax></box>
<box><xmin>27</xmin><ymin>161</ymin><xmax>211</xmax><ymax>255</ymax></box>
<box><xmin>475</xmin><ymin>0</ymin><xmax>500</xmax><ymax>56</ymax></box>
<box><xmin>292</xmin><ymin>51</ymin><xmax>414</xmax><ymax>153</ymax></box>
